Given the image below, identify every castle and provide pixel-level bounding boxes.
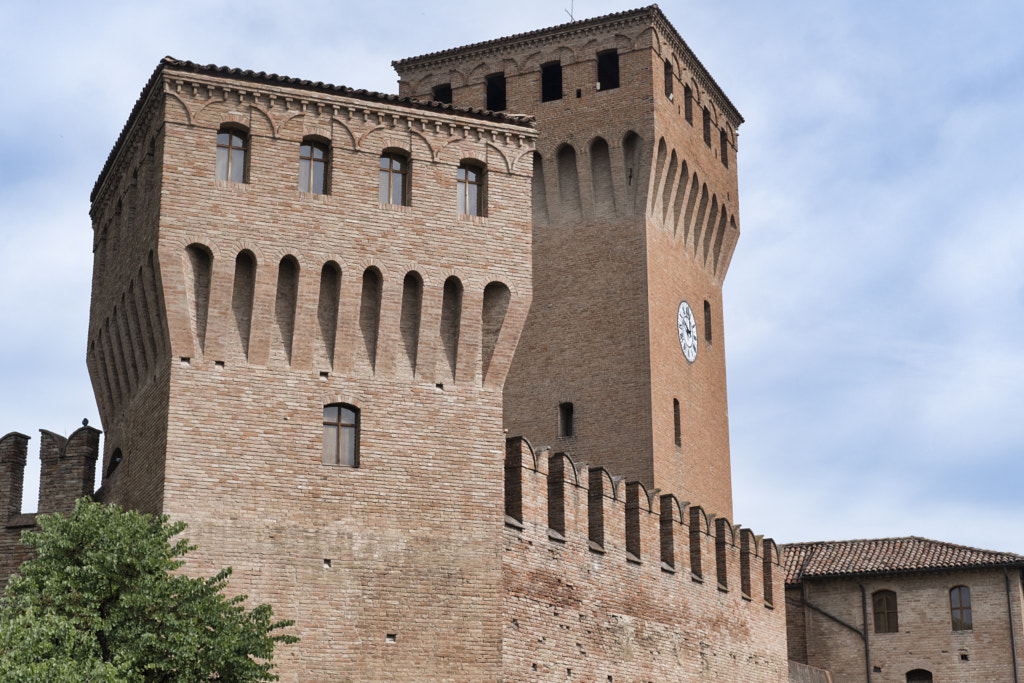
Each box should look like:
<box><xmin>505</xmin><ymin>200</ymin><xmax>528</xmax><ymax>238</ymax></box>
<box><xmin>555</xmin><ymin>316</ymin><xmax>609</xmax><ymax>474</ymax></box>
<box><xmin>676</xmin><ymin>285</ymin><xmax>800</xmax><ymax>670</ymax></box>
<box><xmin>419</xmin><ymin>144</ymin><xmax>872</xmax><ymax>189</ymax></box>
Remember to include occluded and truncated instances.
<box><xmin>1</xmin><ymin>6</ymin><xmax>796</xmax><ymax>681</ymax></box>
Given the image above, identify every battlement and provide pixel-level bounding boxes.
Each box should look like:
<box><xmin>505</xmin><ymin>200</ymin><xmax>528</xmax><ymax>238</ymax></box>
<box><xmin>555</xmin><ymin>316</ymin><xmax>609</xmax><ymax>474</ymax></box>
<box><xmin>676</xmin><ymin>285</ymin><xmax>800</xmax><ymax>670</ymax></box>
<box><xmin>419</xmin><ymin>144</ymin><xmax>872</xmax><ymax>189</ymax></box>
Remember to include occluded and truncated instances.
<box><xmin>502</xmin><ymin>434</ymin><xmax>786</xmax><ymax>681</ymax></box>
<box><xmin>0</xmin><ymin>426</ymin><xmax>101</xmax><ymax>589</ymax></box>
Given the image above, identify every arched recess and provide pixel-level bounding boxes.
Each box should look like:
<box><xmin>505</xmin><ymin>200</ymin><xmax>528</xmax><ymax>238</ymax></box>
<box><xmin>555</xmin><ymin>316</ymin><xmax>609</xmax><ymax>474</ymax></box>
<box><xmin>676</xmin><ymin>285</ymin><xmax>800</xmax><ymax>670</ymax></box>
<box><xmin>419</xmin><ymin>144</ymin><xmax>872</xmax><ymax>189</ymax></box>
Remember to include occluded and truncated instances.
<box><xmin>589</xmin><ymin>138</ymin><xmax>615</xmax><ymax>215</ymax></box>
<box><xmin>400</xmin><ymin>271</ymin><xmax>423</xmax><ymax>376</ymax></box>
<box><xmin>231</xmin><ymin>250</ymin><xmax>257</xmax><ymax>360</ymax></box>
<box><xmin>682</xmin><ymin>172</ymin><xmax>700</xmax><ymax>242</ymax></box>
<box><xmin>360</xmin><ymin>267</ymin><xmax>383</xmax><ymax>373</ymax></box>
<box><xmin>709</xmin><ymin>211</ymin><xmax>727</xmax><ymax>269</ymax></box>
<box><xmin>532</xmin><ymin>152</ymin><xmax>549</xmax><ymax>227</ymax></box>
<box><xmin>183</xmin><ymin>243</ymin><xmax>213</xmax><ymax>354</ymax></box>
<box><xmin>480</xmin><ymin>281</ymin><xmax>511</xmax><ymax>384</ymax></box>
<box><xmin>622</xmin><ymin>131</ymin><xmax>642</xmax><ymax>214</ymax></box>
<box><xmin>906</xmin><ymin>670</ymin><xmax>932</xmax><ymax>683</ymax></box>
<box><xmin>672</xmin><ymin>160</ymin><xmax>690</xmax><ymax>235</ymax></box>
<box><xmin>651</xmin><ymin>138</ymin><xmax>668</xmax><ymax>216</ymax></box>
<box><xmin>315</xmin><ymin>261</ymin><xmax>342</xmax><ymax>370</ymax></box>
<box><xmin>439</xmin><ymin>276</ymin><xmax>463</xmax><ymax>383</ymax></box>
<box><xmin>662</xmin><ymin>150</ymin><xmax>678</xmax><ymax>225</ymax></box>
<box><xmin>272</xmin><ymin>256</ymin><xmax>300</xmax><ymax>366</ymax></box>
<box><xmin>556</xmin><ymin>144</ymin><xmax>582</xmax><ymax>222</ymax></box>
<box><xmin>699</xmin><ymin>195</ymin><xmax>718</xmax><ymax>260</ymax></box>
<box><xmin>692</xmin><ymin>185</ymin><xmax>709</xmax><ymax>254</ymax></box>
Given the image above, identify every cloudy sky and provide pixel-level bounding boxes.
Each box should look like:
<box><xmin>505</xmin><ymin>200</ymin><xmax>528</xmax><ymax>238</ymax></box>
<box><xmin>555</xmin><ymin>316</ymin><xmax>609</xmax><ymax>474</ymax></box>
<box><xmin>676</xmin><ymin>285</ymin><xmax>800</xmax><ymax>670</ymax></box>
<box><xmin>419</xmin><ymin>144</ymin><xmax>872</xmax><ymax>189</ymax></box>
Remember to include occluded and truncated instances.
<box><xmin>2</xmin><ymin>0</ymin><xmax>1023</xmax><ymax>552</ymax></box>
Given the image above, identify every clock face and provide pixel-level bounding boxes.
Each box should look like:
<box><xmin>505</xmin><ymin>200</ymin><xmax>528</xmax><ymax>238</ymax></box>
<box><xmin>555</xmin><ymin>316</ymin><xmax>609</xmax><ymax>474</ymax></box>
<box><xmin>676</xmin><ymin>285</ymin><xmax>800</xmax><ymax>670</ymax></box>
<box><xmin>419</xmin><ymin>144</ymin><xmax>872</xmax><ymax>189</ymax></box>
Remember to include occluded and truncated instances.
<box><xmin>677</xmin><ymin>301</ymin><xmax>698</xmax><ymax>363</ymax></box>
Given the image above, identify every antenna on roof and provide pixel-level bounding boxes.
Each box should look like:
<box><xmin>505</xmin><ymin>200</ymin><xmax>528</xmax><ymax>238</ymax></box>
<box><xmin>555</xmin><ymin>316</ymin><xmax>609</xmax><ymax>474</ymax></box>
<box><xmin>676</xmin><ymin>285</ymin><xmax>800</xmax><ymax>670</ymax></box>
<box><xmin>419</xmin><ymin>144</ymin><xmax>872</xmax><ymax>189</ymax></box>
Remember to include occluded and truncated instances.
<box><xmin>565</xmin><ymin>0</ymin><xmax>574</xmax><ymax>21</ymax></box>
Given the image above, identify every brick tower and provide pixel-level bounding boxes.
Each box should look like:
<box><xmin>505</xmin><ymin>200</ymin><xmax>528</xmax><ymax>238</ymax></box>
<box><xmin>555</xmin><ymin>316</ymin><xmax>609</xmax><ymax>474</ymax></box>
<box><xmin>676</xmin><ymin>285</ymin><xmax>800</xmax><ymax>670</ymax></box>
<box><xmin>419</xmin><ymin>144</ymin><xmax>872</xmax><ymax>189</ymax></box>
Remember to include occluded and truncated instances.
<box><xmin>395</xmin><ymin>5</ymin><xmax>743</xmax><ymax>519</ymax></box>
<box><xmin>86</xmin><ymin>58</ymin><xmax>536</xmax><ymax>680</ymax></box>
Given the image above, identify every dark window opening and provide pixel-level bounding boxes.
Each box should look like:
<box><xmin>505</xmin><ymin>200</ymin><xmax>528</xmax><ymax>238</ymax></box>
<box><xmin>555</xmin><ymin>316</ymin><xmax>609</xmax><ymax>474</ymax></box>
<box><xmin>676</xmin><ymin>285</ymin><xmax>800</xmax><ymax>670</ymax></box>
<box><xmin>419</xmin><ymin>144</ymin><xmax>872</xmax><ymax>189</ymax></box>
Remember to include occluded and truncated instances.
<box><xmin>541</xmin><ymin>62</ymin><xmax>562</xmax><ymax>102</ymax></box>
<box><xmin>597</xmin><ymin>50</ymin><xmax>619</xmax><ymax>90</ymax></box>
<box><xmin>323</xmin><ymin>403</ymin><xmax>359</xmax><ymax>467</ymax></box>
<box><xmin>703</xmin><ymin>107</ymin><xmax>712</xmax><ymax>147</ymax></box>
<box><xmin>486</xmin><ymin>72</ymin><xmax>507</xmax><ymax>111</ymax></box>
<box><xmin>106</xmin><ymin>448</ymin><xmax>123</xmax><ymax>478</ymax></box>
<box><xmin>558</xmin><ymin>402</ymin><xmax>574</xmax><ymax>437</ymax></box>
<box><xmin>720</xmin><ymin>129</ymin><xmax>729</xmax><ymax>168</ymax></box>
<box><xmin>950</xmin><ymin>586</ymin><xmax>973</xmax><ymax>631</ymax></box>
<box><xmin>432</xmin><ymin>83</ymin><xmax>452</xmax><ymax>104</ymax></box>
<box><xmin>664</xmin><ymin>60</ymin><xmax>674</xmax><ymax>99</ymax></box>
<box><xmin>216</xmin><ymin>127</ymin><xmax>247</xmax><ymax>183</ymax></box>
<box><xmin>673</xmin><ymin>399</ymin><xmax>681</xmax><ymax>447</ymax></box>
<box><xmin>906</xmin><ymin>671</ymin><xmax>933</xmax><ymax>683</ymax></box>
<box><xmin>873</xmin><ymin>590</ymin><xmax>898</xmax><ymax>633</ymax></box>
<box><xmin>300</xmin><ymin>140</ymin><xmax>329</xmax><ymax>194</ymax></box>
<box><xmin>379</xmin><ymin>152</ymin><xmax>409</xmax><ymax>205</ymax></box>
<box><xmin>684</xmin><ymin>84</ymin><xmax>694</xmax><ymax>124</ymax></box>
<box><xmin>457</xmin><ymin>163</ymin><xmax>484</xmax><ymax>216</ymax></box>
<box><xmin>704</xmin><ymin>300</ymin><xmax>713</xmax><ymax>344</ymax></box>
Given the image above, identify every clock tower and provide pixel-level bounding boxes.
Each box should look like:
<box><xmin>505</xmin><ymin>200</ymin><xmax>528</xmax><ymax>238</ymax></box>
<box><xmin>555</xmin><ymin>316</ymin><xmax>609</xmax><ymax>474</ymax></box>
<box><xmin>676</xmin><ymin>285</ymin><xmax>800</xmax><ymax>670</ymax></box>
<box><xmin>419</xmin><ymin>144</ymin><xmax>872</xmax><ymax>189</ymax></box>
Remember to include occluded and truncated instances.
<box><xmin>395</xmin><ymin>6</ymin><xmax>742</xmax><ymax>519</ymax></box>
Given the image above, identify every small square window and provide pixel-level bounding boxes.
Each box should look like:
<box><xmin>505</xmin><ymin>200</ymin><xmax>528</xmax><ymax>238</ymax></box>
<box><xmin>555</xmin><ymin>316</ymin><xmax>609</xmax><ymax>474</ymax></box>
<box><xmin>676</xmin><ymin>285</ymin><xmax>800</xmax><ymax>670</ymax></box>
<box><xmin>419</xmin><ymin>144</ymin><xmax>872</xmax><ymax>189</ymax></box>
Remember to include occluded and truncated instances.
<box><xmin>432</xmin><ymin>83</ymin><xmax>452</xmax><ymax>104</ymax></box>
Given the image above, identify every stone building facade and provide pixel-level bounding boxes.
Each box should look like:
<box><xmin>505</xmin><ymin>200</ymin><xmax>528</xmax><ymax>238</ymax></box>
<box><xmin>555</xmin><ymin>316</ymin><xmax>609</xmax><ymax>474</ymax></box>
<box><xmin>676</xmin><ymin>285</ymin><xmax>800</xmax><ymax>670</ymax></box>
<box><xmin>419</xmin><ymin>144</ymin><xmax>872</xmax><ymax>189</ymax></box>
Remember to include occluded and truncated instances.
<box><xmin>783</xmin><ymin>537</ymin><xmax>1024</xmax><ymax>683</ymax></box>
<box><xmin>1</xmin><ymin>6</ymin><xmax>791</xmax><ymax>681</ymax></box>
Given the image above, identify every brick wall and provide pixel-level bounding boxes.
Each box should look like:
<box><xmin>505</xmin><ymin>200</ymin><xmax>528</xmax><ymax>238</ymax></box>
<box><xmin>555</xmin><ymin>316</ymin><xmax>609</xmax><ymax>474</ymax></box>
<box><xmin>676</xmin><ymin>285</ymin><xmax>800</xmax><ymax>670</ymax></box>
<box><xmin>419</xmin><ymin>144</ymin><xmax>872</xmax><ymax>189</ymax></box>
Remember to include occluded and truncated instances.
<box><xmin>790</xmin><ymin>570</ymin><xmax>1024</xmax><ymax>683</ymax></box>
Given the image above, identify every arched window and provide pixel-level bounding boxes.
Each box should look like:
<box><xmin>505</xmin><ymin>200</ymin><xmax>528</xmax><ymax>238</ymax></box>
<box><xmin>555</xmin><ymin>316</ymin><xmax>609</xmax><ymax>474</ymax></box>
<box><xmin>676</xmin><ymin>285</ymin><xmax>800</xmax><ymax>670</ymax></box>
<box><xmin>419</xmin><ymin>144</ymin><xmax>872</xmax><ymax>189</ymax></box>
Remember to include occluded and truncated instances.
<box><xmin>323</xmin><ymin>404</ymin><xmax>359</xmax><ymax>467</ymax></box>
<box><xmin>702</xmin><ymin>107</ymin><xmax>712</xmax><ymax>147</ymax></box>
<box><xmin>664</xmin><ymin>59</ymin><xmax>674</xmax><ymax>99</ymax></box>
<box><xmin>457</xmin><ymin>163</ymin><xmax>485</xmax><ymax>216</ymax></box>
<box><xmin>216</xmin><ymin>127</ymin><xmax>247</xmax><ymax>183</ymax></box>
<box><xmin>704</xmin><ymin>300</ymin><xmax>713</xmax><ymax>344</ymax></box>
<box><xmin>379</xmin><ymin>152</ymin><xmax>409</xmax><ymax>205</ymax></box>
<box><xmin>873</xmin><ymin>590</ymin><xmax>899</xmax><ymax>633</ymax></box>
<box><xmin>950</xmin><ymin>586</ymin><xmax>972</xmax><ymax>631</ymax></box>
<box><xmin>300</xmin><ymin>140</ymin><xmax>329</xmax><ymax>194</ymax></box>
<box><xmin>683</xmin><ymin>84</ymin><xmax>694</xmax><ymax>124</ymax></box>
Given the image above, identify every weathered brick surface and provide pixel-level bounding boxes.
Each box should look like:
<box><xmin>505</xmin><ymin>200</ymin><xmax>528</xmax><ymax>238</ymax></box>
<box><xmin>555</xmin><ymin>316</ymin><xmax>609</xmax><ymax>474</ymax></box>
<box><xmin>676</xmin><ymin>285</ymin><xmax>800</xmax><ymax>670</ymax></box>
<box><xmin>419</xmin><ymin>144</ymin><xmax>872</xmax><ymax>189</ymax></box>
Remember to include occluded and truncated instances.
<box><xmin>788</xmin><ymin>571</ymin><xmax>1024</xmax><ymax>683</ymax></box>
<box><xmin>0</xmin><ymin>6</ymin><xmax>794</xmax><ymax>681</ymax></box>
<box><xmin>395</xmin><ymin>5</ymin><xmax>741</xmax><ymax>521</ymax></box>
<box><xmin>502</xmin><ymin>437</ymin><xmax>787</xmax><ymax>681</ymax></box>
<box><xmin>0</xmin><ymin>426</ymin><xmax>100</xmax><ymax>590</ymax></box>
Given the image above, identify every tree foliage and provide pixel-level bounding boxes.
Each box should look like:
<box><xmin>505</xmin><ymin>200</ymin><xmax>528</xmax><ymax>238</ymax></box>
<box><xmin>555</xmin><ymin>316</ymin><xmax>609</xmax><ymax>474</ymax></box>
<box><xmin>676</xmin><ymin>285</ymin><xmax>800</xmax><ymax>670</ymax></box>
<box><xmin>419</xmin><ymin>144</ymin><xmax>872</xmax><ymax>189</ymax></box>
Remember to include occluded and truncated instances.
<box><xmin>0</xmin><ymin>499</ymin><xmax>297</xmax><ymax>682</ymax></box>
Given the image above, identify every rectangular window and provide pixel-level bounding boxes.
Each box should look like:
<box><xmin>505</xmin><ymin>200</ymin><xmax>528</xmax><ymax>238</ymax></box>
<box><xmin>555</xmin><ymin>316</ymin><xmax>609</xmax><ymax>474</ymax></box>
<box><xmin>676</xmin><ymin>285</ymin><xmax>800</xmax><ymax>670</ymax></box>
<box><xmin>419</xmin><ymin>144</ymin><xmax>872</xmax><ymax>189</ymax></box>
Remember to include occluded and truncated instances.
<box><xmin>300</xmin><ymin>141</ymin><xmax>328</xmax><ymax>194</ymax></box>
<box><xmin>673</xmin><ymin>398</ymin><xmax>681</xmax><ymax>446</ymax></box>
<box><xmin>597</xmin><ymin>50</ymin><xmax>619</xmax><ymax>90</ymax></box>
<box><xmin>216</xmin><ymin>129</ymin><xmax>247</xmax><ymax>183</ymax></box>
<box><xmin>323</xmin><ymin>404</ymin><xmax>359</xmax><ymax>467</ymax></box>
<box><xmin>703</xmin><ymin>107</ymin><xmax>712</xmax><ymax>147</ymax></box>
<box><xmin>457</xmin><ymin>164</ymin><xmax>484</xmax><ymax>216</ymax></box>
<box><xmin>704</xmin><ymin>300</ymin><xmax>713</xmax><ymax>343</ymax></box>
<box><xmin>664</xmin><ymin>59</ymin><xmax>674</xmax><ymax>99</ymax></box>
<box><xmin>432</xmin><ymin>83</ymin><xmax>453</xmax><ymax>104</ymax></box>
<box><xmin>379</xmin><ymin>153</ymin><xmax>409</xmax><ymax>205</ymax></box>
<box><xmin>486</xmin><ymin>72</ymin><xmax>507</xmax><ymax>111</ymax></box>
<box><xmin>684</xmin><ymin>84</ymin><xmax>693</xmax><ymax>124</ymax></box>
<box><xmin>541</xmin><ymin>62</ymin><xmax>562</xmax><ymax>102</ymax></box>
<box><xmin>558</xmin><ymin>402</ymin><xmax>574</xmax><ymax>437</ymax></box>
<box><xmin>720</xmin><ymin>129</ymin><xmax>729</xmax><ymax>168</ymax></box>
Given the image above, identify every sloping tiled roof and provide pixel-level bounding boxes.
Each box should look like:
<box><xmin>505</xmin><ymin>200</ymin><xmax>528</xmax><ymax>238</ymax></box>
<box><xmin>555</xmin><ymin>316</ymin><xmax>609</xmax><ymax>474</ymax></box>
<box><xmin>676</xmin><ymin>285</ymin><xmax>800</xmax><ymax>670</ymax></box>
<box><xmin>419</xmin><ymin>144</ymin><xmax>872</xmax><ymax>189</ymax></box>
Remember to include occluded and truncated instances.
<box><xmin>92</xmin><ymin>57</ymin><xmax>534</xmax><ymax>202</ymax></box>
<box><xmin>782</xmin><ymin>537</ymin><xmax>1024</xmax><ymax>585</ymax></box>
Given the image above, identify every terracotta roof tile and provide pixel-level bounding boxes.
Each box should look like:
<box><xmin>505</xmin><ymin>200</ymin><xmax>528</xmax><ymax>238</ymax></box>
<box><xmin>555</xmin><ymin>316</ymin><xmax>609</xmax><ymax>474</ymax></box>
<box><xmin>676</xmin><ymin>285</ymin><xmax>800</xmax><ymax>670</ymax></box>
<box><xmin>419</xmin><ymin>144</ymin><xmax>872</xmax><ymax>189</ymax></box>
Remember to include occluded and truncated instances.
<box><xmin>782</xmin><ymin>537</ymin><xmax>1024</xmax><ymax>585</ymax></box>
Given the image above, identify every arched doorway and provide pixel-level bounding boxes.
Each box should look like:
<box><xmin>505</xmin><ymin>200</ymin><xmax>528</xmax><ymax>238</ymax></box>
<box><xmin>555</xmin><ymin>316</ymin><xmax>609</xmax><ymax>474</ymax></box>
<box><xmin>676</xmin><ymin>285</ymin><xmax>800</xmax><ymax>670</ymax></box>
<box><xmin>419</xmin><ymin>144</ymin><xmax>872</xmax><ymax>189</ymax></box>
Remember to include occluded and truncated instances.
<box><xmin>906</xmin><ymin>669</ymin><xmax>932</xmax><ymax>683</ymax></box>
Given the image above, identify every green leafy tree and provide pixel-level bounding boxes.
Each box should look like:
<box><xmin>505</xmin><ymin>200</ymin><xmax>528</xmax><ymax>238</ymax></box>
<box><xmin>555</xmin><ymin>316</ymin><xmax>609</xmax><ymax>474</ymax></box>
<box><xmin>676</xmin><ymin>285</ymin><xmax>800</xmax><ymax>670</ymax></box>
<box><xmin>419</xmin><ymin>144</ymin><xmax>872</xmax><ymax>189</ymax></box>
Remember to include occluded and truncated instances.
<box><xmin>0</xmin><ymin>499</ymin><xmax>297</xmax><ymax>682</ymax></box>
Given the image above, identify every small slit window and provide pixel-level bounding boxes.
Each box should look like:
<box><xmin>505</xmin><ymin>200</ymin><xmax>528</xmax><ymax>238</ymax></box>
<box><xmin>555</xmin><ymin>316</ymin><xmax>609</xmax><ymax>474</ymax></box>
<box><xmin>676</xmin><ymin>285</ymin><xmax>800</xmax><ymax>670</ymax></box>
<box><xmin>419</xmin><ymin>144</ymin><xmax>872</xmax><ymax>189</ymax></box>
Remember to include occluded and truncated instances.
<box><xmin>486</xmin><ymin>72</ymin><xmax>507</xmax><ymax>111</ymax></box>
<box><xmin>323</xmin><ymin>404</ymin><xmax>359</xmax><ymax>467</ymax></box>
<box><xmin>300</xmin><ymin>140</ymin><xmax>329</xmax><ymax>194</ymax></box>
<box><xmin>541</xmin><ymin>62</ymin><xmax>562</xmax><ymax>102</ymax></box>
<box><xmin>703</xmin><ymin>107</ymin><xmax>712</xmax><ymax>147</ymax></box>
<box><xmin>664</xmin><ymin>59</ymin><xmax>674</xmax><ymax>99</ymax></box>
<box><xmin>597</xmin><ymin>50</ymin><xmax>619</xmax><ymax>90</ymax></box>
<box><xmin>673</xmin><ymin>398</ymin><xmax>681</xmax><ymax>447</ymax></box>
<box><xmin>457</xmin><ymin>163</ymin><xmax>484</xmax><ymax>216</ymax></box>
<box><xmin>704</xmin><ymin>300</ymin><xmax>713</xmax><ymax>344</ymax></box>
<box><xmin>684</xmin><ymin>84</ymin><xmax>694</xmax><ymax>124</ymax></box>
<box><xmin>558</xmin><ymin>402</ymin><xmax>574</xmax><ymax>438</ymax></box>
<box><xmin>432</xmin><ymin>83</ymin><xmax>452</xmax><ymax>104</ymax></box>
<box><xmin>950</xmin><ymin>586</ymin><xmax>972</xmax><ymax>631</ymax></box>
<box><xmin>216</xmin><ymin>127</ymin><xmax>247</xmax><ymax>183</ymax></box>
<box><xmin>873</xmin><ymin>590</ymin><xmax>898</xmax><ymax>633</ymax></box>
<box><xmin>379</xmin><ymin>152</ymin><xmax>409</xmax><ymax>205</ymax></box>
<box><xmin>720</xmin><ymin>129</ymin><xmax>729</xmax><ymax>168</ymax></box>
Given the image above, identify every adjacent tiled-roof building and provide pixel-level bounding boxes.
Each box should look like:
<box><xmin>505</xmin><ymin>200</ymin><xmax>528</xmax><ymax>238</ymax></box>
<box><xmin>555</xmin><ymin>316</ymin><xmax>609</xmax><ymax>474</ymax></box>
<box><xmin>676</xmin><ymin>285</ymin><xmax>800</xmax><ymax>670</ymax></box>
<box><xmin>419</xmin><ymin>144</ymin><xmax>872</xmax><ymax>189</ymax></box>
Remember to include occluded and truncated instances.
<box><xmin>783</xmin><ymin>538</ymin><xmax>1024</xmax><ymax>683</ymax></box>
